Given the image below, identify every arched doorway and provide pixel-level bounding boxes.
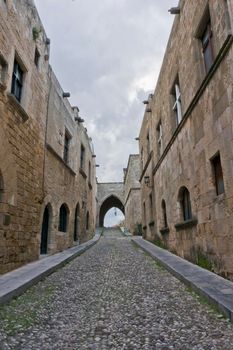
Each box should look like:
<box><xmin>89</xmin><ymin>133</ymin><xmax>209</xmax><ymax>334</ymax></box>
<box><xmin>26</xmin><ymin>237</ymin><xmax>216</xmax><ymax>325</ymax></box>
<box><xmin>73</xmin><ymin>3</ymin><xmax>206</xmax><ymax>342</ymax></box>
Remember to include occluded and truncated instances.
<box><xmin>74</xmin><ymin>203</ymin><xmax>80</xmax><ymax>242</ymax></box>
<box><xmin>99</xmin><ymin>195</ymin><xmax>125</xmax><ymax>227</ymax></box>
<box><xmin>40</xmin><ymin>205</ymin><xmax>50</xmax><ymax>254</ymax></box>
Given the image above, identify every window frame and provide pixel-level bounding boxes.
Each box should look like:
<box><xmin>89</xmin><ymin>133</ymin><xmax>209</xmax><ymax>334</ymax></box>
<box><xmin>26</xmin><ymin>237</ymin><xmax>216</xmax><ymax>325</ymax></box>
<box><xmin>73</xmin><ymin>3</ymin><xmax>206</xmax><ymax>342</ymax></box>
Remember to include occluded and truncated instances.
<box><xmin>211</xmin><ymin>153</ymin><xmax>225</xmax><ymax>196</ymax></box>
<box><xmin>156</xmin><ymin>120</ymin><xmax>163</xmax><ymax>157</ymax></box>
<box><xmin>201</xmin><ymin>20</ymin><xmax>214</xmax><ymax>73</ymax></box>
<box><xmin>11</xmin><ymin>59</ymin><xmax>24</xmax><ymax>102</ymax></box>
<box><xmin>161</xmin><ymin>199</ymin><xmax>168</xmax><ymax>228</ymax></box>
<box><xmin>80</xmin><ymin>144</ymin><xmax>85</xmax><ymax>171</ymax></box>
<box><xmin>179</xmin><ymin>187</ymin><xmax>192</xmax><ymax>222</ymax></box>
<box><xmin>172</xmin><ymin>79</ymin><xmax>182</xmax><ymax>126</ymax></box>
<box><xmin>63</xmin><ymin>130</ymin><xmax>71</xmax><ymax>164</ymax></box>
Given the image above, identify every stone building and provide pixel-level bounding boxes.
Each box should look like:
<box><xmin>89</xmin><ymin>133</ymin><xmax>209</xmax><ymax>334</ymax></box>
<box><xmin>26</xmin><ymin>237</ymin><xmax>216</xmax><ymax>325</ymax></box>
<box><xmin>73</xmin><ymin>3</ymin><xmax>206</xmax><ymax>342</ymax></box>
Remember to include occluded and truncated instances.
<box><xmin>139</xmin><ymin>0</ymin><xmax>233</xmax><ymax>279</ymax></box>
<box><xmin>0</xmin><ymin>0</ymin><xmax>96</xmax><ymax>274</ymax></box>
<box><xmin>124</xmin><ymin>155</ymin><xmax>142</xmax><ymax>234</ymax></box>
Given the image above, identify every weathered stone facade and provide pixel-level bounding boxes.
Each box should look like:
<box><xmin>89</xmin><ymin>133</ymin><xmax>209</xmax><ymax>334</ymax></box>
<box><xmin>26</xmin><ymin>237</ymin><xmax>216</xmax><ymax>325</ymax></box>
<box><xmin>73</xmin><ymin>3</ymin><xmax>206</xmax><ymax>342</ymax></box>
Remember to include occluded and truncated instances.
<box><xmin>139</xmin><ymin>0</ymin><xmax>233</xmax><ymax>279</ymax></box>
<box><xmin>124</xmin><ymin>155</ymin><xmax>142</xmax><ymax>234</ymax></box>
<box><xmin>97</xmin><ymin>182</ymin><xmax>124</xmax><ymax>227</ymax></box>
<box><xmin>0</xmin><ymin>0</ymin><xmax>96</xmax><ymax>274</ymax></box>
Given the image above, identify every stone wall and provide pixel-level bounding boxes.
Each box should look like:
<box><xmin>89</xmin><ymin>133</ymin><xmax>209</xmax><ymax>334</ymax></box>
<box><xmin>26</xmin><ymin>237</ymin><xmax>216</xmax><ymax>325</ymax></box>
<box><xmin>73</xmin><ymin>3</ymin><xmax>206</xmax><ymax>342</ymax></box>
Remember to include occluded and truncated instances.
<box><xmin>0</xmin><ymin>0</ymin><xmax>49</xmax><ymax>273</ymax></box>
<box><xmin>0</xmin><ymin>0</ymin><xmax>97</xmax><ymax>273</ymax></box>
<box><xmin>139</xmin><ymin>0</ymin><xmax>233</xmax><ymax>279</ymax></box>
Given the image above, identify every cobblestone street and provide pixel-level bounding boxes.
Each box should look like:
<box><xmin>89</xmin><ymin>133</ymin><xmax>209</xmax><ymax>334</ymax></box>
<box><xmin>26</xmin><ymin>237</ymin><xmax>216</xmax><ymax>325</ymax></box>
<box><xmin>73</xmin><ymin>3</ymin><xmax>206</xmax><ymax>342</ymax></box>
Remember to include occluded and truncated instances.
<box><xmin>0</xmin><ymin>229</ymin><xmax>233</xmax><ymax>350</ymax></box>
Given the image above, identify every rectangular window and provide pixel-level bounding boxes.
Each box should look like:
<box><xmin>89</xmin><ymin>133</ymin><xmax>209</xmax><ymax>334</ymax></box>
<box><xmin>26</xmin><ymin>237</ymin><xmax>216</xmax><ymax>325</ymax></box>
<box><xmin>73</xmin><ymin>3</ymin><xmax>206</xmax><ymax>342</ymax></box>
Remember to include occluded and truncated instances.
<box><xmin>149</xmin><ymin>193</ymin><xmax>153</xmax><ymax>220</ymax></box>
<box><xmin>11</xmin><ymin>60</ymin><xmax>23</xmax><ymax>102</ymax></box>
<box><xmin>172</xmin><ymin>79</ymin><xmax>182</xmax><ymax>126</ymax></box>
<box><xmin>34</xmin><ymin>47</ymin><xmax>40</xmax><ymax>68</ymax></box>
<box><xmin>88</xmin><ymin>161</ymin><xmax>91</xmax><ymax>183</ymax></box>
<box><xmin>212</xmin><ymin>154</ymin><xmax>225</xmax><ymax>195</ymax></box>
<box><xmin>0</xmin><ymin>55</ymin><xmax>7</xmax><ymax>85</ymax></box>
<box><xmin>201</xmin><ymin>21</ymin><xmax>214</xmax><ymax>73</ymax></box>
<box><xmin>80</xmin><ymin>144</ymin><xmax>85</xmax><ymax>170</ymax></box>
<box><xmin>156</xmin><ymin>120</ymin><xmax>163</xmax><ymax>157</ymax></box>
<box><xmin>63</xmin><ymin>131</ymin><xmax>71</xmax><ymax>164</ymax></box>
<box><xmin>146</xmin><ymin>133</ymin><xmax>150</xmax><ymax>157</ymax></box>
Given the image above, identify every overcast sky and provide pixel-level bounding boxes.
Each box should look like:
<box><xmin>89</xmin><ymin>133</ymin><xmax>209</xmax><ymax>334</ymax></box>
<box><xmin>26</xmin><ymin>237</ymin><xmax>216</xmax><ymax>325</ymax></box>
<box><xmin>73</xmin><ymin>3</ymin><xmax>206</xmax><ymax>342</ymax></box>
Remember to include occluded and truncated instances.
<box><xmin>34</xmin><ymin>0</ymin><xmax>176</xmax><ymax>225</ymax></box>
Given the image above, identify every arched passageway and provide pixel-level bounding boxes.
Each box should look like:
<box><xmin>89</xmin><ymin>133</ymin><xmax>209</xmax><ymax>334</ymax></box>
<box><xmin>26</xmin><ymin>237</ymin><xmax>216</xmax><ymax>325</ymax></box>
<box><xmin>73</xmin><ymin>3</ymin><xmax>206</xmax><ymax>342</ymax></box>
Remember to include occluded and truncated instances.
<box><xmin>99</xmin><ymin>195</ymin><xmax>125</xmax><ymax>227</ymax></box>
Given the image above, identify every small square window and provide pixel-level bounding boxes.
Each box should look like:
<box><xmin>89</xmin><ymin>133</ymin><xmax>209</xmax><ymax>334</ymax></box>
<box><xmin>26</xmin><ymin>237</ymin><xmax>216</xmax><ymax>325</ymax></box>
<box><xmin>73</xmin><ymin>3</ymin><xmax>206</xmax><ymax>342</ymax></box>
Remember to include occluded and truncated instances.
<box><xmin>211</xmin><ymin>154</ymin><xmax>225</xmax><ymax>195</ymax></box>
<box><xmin>34</xmin><ymin>47</ymin><xmax>40</xmax><ymax>68</ymax></box>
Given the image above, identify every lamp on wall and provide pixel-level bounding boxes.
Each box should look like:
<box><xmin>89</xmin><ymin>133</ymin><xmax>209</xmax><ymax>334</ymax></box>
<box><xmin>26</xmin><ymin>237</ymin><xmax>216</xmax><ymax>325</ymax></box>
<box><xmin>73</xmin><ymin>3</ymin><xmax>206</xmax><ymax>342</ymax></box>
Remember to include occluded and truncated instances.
<box><xmin>144</xmin><ymin>176</ymin><xmax>151</xmax><ymax>187</ymax></box>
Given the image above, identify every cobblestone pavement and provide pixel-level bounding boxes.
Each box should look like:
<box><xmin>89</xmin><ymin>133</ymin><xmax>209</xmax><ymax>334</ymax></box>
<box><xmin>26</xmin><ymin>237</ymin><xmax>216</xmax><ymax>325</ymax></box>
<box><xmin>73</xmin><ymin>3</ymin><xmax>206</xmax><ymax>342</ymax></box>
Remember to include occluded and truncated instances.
<box><xmin>0</xmin><ymin>229</ymin><xmax>233</xmax><ymax>350</ymax></box>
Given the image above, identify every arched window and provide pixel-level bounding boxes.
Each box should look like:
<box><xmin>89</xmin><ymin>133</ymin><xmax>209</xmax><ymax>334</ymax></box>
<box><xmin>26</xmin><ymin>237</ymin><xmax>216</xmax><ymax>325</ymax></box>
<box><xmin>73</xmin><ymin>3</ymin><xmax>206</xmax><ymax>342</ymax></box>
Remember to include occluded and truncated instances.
<box><xmin>0</xmin><ymin>171</ymin><xmax>4</xmax><ymax>202</ymax></box>
<box><xmin>59</xmin><ymin>204</ymin><xmax>68</xmax><ymax>232</ymax></box>
<box><xmin>86</xmin><ymin>211</ymin><xmax>89</xmax><ymax>230</ymax></box>
<box><xmin>179</xmin><ymin>187</ymin><xmax>192</xmax><ymax>221</ymax></box>
<box><xmin>161</xmin><ymin>200</ymin><xmax>168</xmax><ymax>227</ymax></box>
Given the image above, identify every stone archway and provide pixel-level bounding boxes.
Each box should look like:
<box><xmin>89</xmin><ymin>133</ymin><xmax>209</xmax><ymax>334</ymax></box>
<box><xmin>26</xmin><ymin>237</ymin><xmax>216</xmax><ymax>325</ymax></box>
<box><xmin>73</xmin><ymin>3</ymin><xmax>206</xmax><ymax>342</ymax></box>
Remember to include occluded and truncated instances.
<box><xmin>99</xmin><ymin>194</ymin><xmax>125</xmax><ymax>227</ymax></box>
<box><xmin>97</xmin><ymin>182</ymin><xmax>125</xmax><ymax>227</ymax></box>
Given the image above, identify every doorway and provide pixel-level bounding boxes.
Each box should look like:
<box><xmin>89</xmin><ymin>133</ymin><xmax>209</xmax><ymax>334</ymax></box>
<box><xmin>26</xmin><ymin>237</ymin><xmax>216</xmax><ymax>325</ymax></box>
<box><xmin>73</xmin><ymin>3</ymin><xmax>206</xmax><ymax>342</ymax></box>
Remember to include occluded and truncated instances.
<box><xmin>40</xmin><ymin>205</ymin><xmax>50</xmax><ymax>254</ymax></box>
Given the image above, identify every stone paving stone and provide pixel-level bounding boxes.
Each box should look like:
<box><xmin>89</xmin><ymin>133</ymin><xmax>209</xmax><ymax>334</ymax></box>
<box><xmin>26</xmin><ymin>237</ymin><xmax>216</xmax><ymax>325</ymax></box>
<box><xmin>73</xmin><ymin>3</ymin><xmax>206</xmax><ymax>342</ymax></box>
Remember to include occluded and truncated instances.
<box><xmin>0</xmin><ymin>228</ymin><xmax>233</xmax><ymax>350</ymax></box>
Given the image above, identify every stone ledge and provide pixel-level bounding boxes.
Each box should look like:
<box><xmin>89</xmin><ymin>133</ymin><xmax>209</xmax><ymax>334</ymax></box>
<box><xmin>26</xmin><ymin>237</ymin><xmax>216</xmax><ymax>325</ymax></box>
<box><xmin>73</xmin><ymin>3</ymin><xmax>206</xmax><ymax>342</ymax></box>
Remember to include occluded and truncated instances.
<box><xmin>160</xmin><ymin>227</ymin><xmax>170</xmax><ymax>235</ymax></box>
<box><xmin>7</xmin><ymin>93</ymin><xmax>30</xmax><ymax>122</ymax></box>
<box><xmin>132</xmin><ymin>236</ymin><xmax>233</xmax><ymax>322</ymax></box>
<box><xmin>0</xmin><ymin>231</ymin><xmax>101</xmax><ymax>305</ymax></box>
<box><xmin>175</xmin><ymin>218</ymin><xmax>198</xmax><ymax>230</ymax></box>
<box><xmin>46</xmin><ymin>144</ymin><xmax>76</xmax><ymax>176</ymax></box>
<box><xmin>79</xmin><ymin>168</ymin><xmax>87</xmax><ymax>179</ymax></box>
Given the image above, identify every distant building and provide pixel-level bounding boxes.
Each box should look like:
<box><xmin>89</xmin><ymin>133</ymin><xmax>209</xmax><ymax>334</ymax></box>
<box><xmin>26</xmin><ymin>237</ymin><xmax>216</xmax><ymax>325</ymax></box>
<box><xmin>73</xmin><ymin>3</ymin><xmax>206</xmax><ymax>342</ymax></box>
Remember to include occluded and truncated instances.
<box><xmin>0</xmin><ymin>0</ymin><xmax>96</xmax><ymax>274</ymax></box>
<box><xmin>124</xmin><ymin>155</ymin><xmax>142</xmax><ymax>234</ymax></box>
<box><xmin>139</xmin><ymin>0</ymin><xmax>233</xmax><ymax>279</ymax></box>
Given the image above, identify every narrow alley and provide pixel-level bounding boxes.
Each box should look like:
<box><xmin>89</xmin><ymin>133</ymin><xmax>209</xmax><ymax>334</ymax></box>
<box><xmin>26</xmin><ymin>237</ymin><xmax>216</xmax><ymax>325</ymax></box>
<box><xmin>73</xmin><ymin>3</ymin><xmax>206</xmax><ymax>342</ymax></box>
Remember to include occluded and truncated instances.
<box><xmin>0</xmin><ymin>229</ymin><xmax>233</xmax><ymax>350</ymax></box>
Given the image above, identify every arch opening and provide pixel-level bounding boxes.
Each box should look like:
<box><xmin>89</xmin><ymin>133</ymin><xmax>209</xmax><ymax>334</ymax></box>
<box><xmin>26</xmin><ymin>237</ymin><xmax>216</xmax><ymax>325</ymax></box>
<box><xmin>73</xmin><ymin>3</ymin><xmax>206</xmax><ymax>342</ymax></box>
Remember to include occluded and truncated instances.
<box><xmin>99</xmin><ymin>195</ymin><xmax>125</xmax><ymax>227</ymax></box>
<box><xmin>40</xmin><ymin>204</ymin><xmax>52</xmax><ymax>255</ymax></box>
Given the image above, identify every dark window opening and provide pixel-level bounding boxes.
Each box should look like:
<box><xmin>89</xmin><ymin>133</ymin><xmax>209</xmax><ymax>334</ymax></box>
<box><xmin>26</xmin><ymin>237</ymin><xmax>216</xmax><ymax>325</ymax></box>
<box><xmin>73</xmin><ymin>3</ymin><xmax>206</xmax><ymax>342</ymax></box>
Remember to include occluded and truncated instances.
<box><xmin>86</xmin><ymin>211</ymin><xmax>89</xmax><ymax>230</ymax></box>
<box><xmin>80</xmin><ymin>144</ymin><xmax>85</xmax><ymax>170</ymax></box>
<box><xmin>162</xmin><ymin>200</ymin><xmax>168</xmax><ymax>228</ymax></box>
<box><xmin>157</xmin><ymin>120</ymin><xmax>163</xmax><ymax>157</ymax></box>
<box><xmin>143</xmin><ymin>202</ymin><xmax>146</xmax><ymax>224</ymax></box>
<box><xmin>11</xmin><ymin>60</ymin><xmax>23</xmax><ymax>102</ymax></box>
<box><xmin>64</xmin><ymin>131</ymin><xmax>71</xmax><ymax>164</ymax></box>
<box><xmin>88</xmin><ymin>161</ymin><xmax>91</xmax><ymax>183</ymax></box>
<box><xmin>59</xmin><ymin>204</ymin><xmax>68</xmax><ymax>232</ymax></box>
<box><xmin>0</xmin><ymin>55</ymin><xmax>7</xmax><ymax>85</ymax></box>
<box><xmin>149</xmin><ymin>193</ymin><xmax>153</xmax><ymax>220</ymax></box>
<box><xmin>212</xmin><ymin>154</ymin><xmax>225</xmax><ymax>195</ymax></box>
<box><xmin>179</xmin><ymin>187</ymin><xmax>192</xmax><ymax>221</ymax></box>
<box><xmin>34</xmin><ymin>47</ymin><xmax>40</xmax><ymax>68</ymax></box>
<box><xmin>146</xmin><ymin>133</ymin><xmax>150</xmax><ymax>157</ymax></box>
<box><xmin>0</xmin><ymin>171</ymin><xmax>4</xmax><ymax>202</ymax></box>
<box><xmin>201</xmin><ymin>21</ymin><xmax>214</xmax><ymax>73</ymax></box>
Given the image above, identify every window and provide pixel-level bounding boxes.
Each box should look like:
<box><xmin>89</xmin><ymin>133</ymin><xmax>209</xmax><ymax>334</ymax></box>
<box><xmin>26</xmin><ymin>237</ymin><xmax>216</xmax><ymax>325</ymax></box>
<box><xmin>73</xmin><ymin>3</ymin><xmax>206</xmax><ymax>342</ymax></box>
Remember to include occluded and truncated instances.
<box><xmin>172</xmin><ymin>78</ymin><xmax>182</xmax><ymax>126</ymax></box>
<box><xmin>179</xmin><ymin>187</ymin><xmax>192</xmax><ymax>221</ymax></box>
<box><xmin>34</xmin><ymin>47</ymin><xmax>40</xmax><ymax>68</ymax></box>
<box><xmin>140</xmin><ymin>148</ymin><xmax>144</xmax><ymax>169</ymax></box>
<box><xmin>149</xmin><ymin>193</ymin><xmax>153</xmax><ymax>220</ymax></box>
<box><xmin>59</xmin><ymin>204</ymin><xmax>68</xmax><ymax>232</ymax></box>
<box><xmin>64</xmin><ymin>131</ymin><xmax>71</xmax><ymax>164</ymax></box>
<box><xmin>0</xmin><ymin>171</ymin><xmax>4</xmax><ymax>202</ymax></box>
<box><xmin>157</xmin><ymin>120</ymin><xmax>163</xmax><ymax>157</ymax></box>
<box><xmin>162</xmin><ymin>200</ymin><xmax>168</xmax><ymax>228</ymax></box>
<box><xmin>201</xmin><ymin>20</ymin><xmax>214</xmax><ymax>73</ymax></box>
<box><xmin>80</xmin><ymin>144</ymin><xmax>85</xmax><ymax>170</ymax></box>
<box><xmin>146</xmin><ymin>133</ymin><xmax>150</xmax><ymax>157</ymax></box>
<box><xmin>88</xmin><ymin>161</ymin><xmax>91</xmax><ymax>183</ymax></box>
<box><xmin>211</xmin><ymin>154</ymin><xmax>225</xmax><ymax>195</ymax></box>
<box><xmin>11</xmin><ymin>60</ymin><xmax>24</xmax><ymax>102</ymax></box>
<box><xmin>143</xmin><ymin>202</ymin><xmax>146</xmax><ymax>224</ymax></box>
<box><xmin>0</xmin><ymin>54</ymin><xmax>7</xmax><ymax>85</ymax></box>
<box><xmin>86</xmin><ymin>211</ymin><xmax>89</xmax><ymax>230</ymax></box>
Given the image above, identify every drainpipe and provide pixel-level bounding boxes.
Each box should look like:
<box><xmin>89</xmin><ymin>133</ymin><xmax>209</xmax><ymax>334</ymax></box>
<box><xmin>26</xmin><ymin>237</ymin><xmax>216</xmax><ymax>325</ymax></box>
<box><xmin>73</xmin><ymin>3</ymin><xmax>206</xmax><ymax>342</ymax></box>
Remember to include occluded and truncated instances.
<box><xmin>42</xmin><ymin>65</ymin><xmax>52</xmax><ymax>201</ymax></box>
